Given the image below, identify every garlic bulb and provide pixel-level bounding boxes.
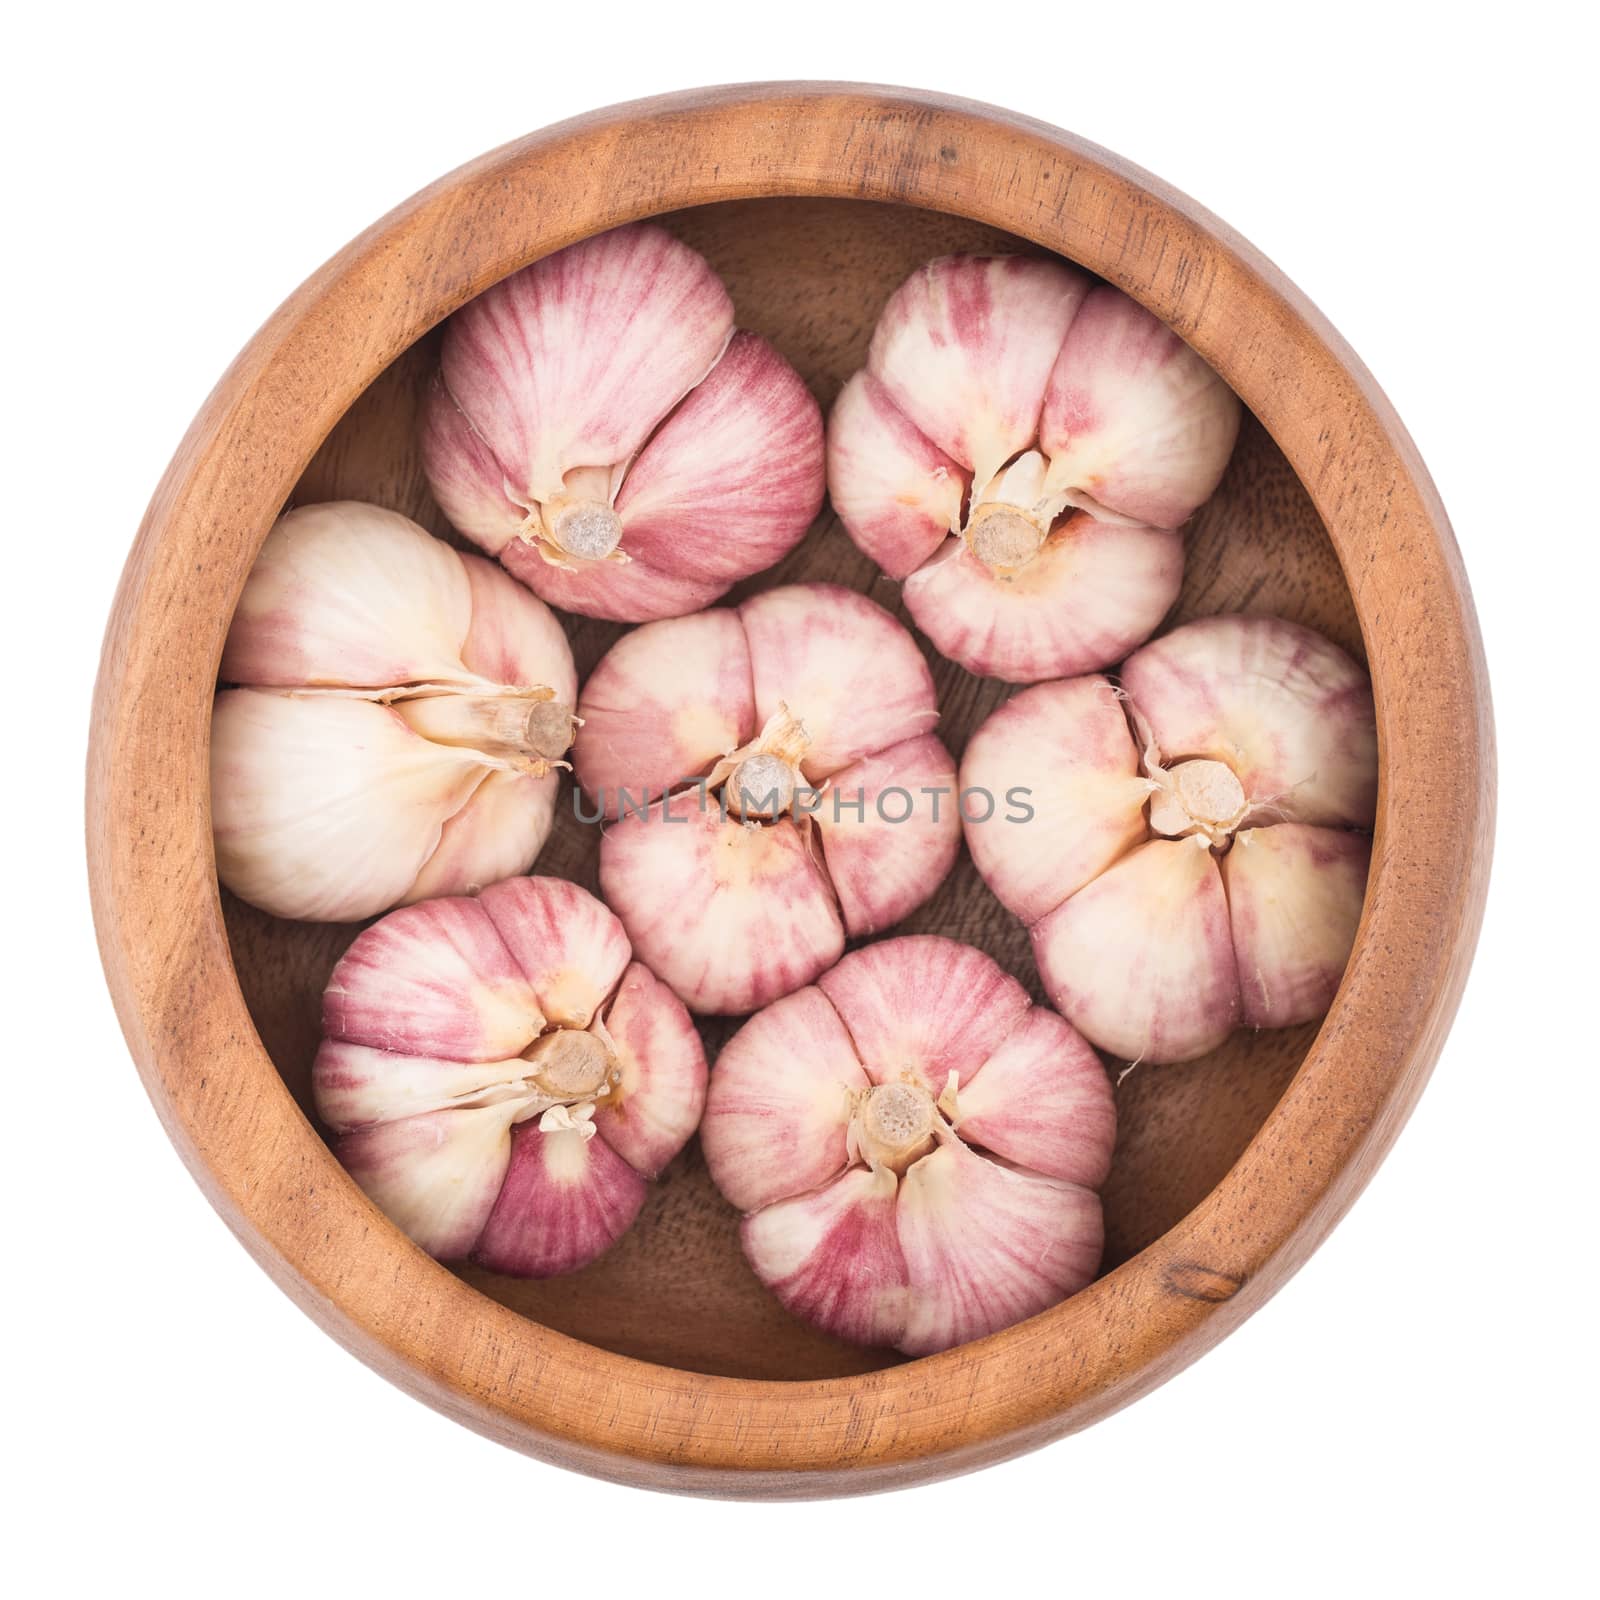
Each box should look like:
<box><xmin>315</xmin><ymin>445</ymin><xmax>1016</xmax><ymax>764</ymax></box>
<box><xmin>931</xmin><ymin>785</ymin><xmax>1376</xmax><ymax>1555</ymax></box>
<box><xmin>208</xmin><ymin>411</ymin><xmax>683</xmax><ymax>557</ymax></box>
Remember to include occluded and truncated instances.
<box><xmin>420</xmin><ymin>223</ymin><xmax>825</xmax><ymax>623</ymax></box>
<box><xmin>212</xmin><ymin>502</ymin><xmax>576</xmax><ymax>922</ymax></box>
<box><xmin>961</xmin><ymin>614</ymin><xmax>1378</xmax><ymax>1062</ymax></box>
<box><xmin>574</xmin><ymin>584</ymin><xmax>960</xmax><ymax>1014</ymax></box>
<box><xmin>701</xmin><ymin>937</ymin><xmax>1115</xmax><ymax>1355</ymax></box>
<box><xmin>828</xmin><ymin>255</ymin><xmax>1241</xmax><ymax>683</ymax></box>
<box><xmin>314</xmin><ymin>876</ymin><xmax>706</xmax><ymax>1275</ymax></box>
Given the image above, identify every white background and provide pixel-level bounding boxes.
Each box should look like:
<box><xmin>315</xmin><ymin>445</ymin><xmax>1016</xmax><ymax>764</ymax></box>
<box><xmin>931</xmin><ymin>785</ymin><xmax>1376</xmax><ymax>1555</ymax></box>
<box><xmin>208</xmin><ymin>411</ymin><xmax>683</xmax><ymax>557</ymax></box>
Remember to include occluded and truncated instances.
<box><xmin>7</xmin><ymin>2</ymin><xmax>1593</xmax><ymax>1593</ymax></box>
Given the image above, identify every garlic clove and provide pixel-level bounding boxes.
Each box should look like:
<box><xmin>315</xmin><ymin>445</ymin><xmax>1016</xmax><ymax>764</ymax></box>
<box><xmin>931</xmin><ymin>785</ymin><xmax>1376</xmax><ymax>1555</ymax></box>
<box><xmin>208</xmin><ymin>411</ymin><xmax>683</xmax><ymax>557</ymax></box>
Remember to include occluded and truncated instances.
<box><xmin>477</xmin><ymin>876</ymin><xmax>632</xmax><ymax>1029</ymax></box>
<box><xmin>868</xmin><ymin>255</ymin><xmax>1090</xmax><ymax>485</ymax></box>
<box><xmin>497</xmin><ymin>532</ymin><xmax>726</xmax><ymax>626</ymax></box>
<box><xmin>700</xmin><ymin>985</ymin><xmax>868</xmax><ymax>1212</ymax></box>
<box><xmin>896</xmin><ymin>1138</ymin><xmax>1103</xmax><ymax>1358</ymax></box>
<box><xmin>1225</xmin><ymin>824</ymin><xmax>1372</xmax><ymax>1029</ymax></box>
<box><xmin>323</xmin><ymin>895</ymin><xmax>538</xmax><ymax>1061</ymax></box>
<box><xmin>976</xmin><ymin>449</ymin><xmax>1051</xmax><ymax>512</ymax></box>
<box><xmin>1039</xmin><ymin>285</ymin><xmax>1242</xmax><ymax>528</ymax></box>
<box><xmin>591</xmin><ymin>962</ymin><xmax>708</xmax><ymax>1179</ymax></box>
<box><xmin>211</xmin><ymin>690</ymin><xmax>490</xmax><ymax>924</ymax></box>
<box><xmin>222</xmin><ymin>502</ymin><xmax>480</xmax><ymax>691</ymax></box>
<box><xmin>952</xmin><ymin>1007</ymin><xmax>1116</xmax><ymax>1187</ymax></box>
<box><xmin>220</xmin><ymin>502</ymin><xmax>575</xmax><ymax>706</ymax></box>
<box><xmin>958</xmin><ymin>675</ymin><xmax>1150</xmax><ymax>923</ymax></box>
<box><xmin>571</xmin><ymin>609</ymin><xmax>755</xmax><ymax>817</ymax></box>
<box><xmin>816</xmin><ymin>936</ymin><xmax>1031</xmax><ymax>1092</ymax></box>
<box><xmin>220</xmin><ymin>502</ymin><xmax>477</xmax><ymax>689</ymax></box>
<box><xmin>336</xmin><ymin>1101</ymin><xmax>521</xmax><ymax>1261</ymax></box>
<box><xmin>826</xmin><ymin>370</ymin><xmax>968</xmax><ymax>579</ymax></box>
<box><xmin>312</xmin><ymin>1040</ymin><xmax>532</xmax><ymax>1135</ymax></box>
<box><xmin>812</xmin><ymin>733</ymin><xmax>961</xmax><ymax>938</ymax></box>
<box><xmin>1120</xmin><ymin>615</ymin><xmax>1379</xmax><ymax>828</ymax></box>
<box><xmin>1032</xmin><ymin>838</ymin><xmax>1241</xmax><ymax>1063</ymax></box>
<box><xmin>740</xmin><ymin>1167</ymin><xmax>910</xmax><ymax>1350</ymax></box>
<box><xmin>402</xmin><ymin>770</ymin><xmax>558</xmax><ymax>905</ymax></box>
<box><xmin>418</xmin><ymin>373</ymin><xmax>527</xmax><ymax>555</ymax></box>
<box><xmin>613</xmin><ymin>331</ymin><xmax>824</xmax><ymax>586</ymax></box>
<box><xmin>598</xmin><ymin>801</ymin><xmax>845</xmax><ymax>1015</ymax></box>
<box><xmin>901</xmin><ymin>513</ymin><xmax>1185</xmax><ymax>684</ymax></box>
<box><xmin>456</xmin><ymin>552</ymin><xmax>578</xmax><ymax>705</ymax></box>
<box><xmin>437</xmin><ymin>223</ymin><xmax>734</xmax><ymax>510</ymax></box>
<box><xmin>739</xmin><ymin>583</ymin><xmax>939</xmax><ymax>779</ymax></box>
<box><xmin>470</xmin><ymin>1121</ymin><xmax>648</xmax><ymax>1278</ymax></box>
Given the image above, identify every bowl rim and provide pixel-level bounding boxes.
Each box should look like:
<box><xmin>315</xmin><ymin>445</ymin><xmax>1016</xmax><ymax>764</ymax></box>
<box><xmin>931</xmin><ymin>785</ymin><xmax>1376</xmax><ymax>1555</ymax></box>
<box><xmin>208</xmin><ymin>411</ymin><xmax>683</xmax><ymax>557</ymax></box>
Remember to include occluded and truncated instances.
<box><xmin>87</xmin><ymin>81</ymin><xmax>1494</xmax><ymax>1498</ymax></box>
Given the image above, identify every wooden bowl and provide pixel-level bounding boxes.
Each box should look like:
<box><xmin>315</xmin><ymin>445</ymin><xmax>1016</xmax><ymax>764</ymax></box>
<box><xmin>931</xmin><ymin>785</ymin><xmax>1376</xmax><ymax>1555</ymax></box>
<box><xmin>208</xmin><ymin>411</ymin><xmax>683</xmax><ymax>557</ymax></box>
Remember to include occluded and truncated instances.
<box><xmin>88</xmin><ymin>84</ymin><xmax>1493</xmax><ymax>1497</ymax></box>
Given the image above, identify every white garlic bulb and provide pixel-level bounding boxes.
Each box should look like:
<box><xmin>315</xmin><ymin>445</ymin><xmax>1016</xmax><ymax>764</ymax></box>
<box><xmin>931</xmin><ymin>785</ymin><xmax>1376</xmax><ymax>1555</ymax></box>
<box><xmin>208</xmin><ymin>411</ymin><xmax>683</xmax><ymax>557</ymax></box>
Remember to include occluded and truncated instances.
<box><xmin>701</xmin><ymin>937</ymin><xmax>1115</xmax><ymax>1355</ymax></box>
<box><xmin>316</xmin><ymin>876</ymin><xmax>707</xmax><ymax>1274</ymax></box>
<box><xmin>212</xmin><ymin>502</ymin><xmax>576</xmax><ymax>922</ymax></box>
<box><xmin>420</xmin><ymin>223</ymin><xmax>825</xmax><ymax>623</ymax></box>
<box><xmin>575</xmin><ymin>584</ymin><xmax>959</xmax><ymax>1015</ymax></box>
<box><xmin>828</xmin><ymin>255</ymin><xmax>1241</xmax><ymax>683</ymax></box>
<box><xmin>962</xmin><ymin>614</ymin><xmax>1377</xmax><ymax>1062</ymax></box>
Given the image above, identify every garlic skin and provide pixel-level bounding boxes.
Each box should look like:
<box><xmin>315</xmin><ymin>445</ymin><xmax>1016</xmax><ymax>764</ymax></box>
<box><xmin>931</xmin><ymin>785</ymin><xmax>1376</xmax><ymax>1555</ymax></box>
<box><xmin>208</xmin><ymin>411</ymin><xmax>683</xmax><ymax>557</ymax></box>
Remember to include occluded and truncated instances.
<box><xmin>598</xmin><ymin>792</ymin><xmax>846</xmax><ymax>1017</ymax></box>
<box><xmin>420</xmin><ymin>224</ymin><xmax>825</xmax><ymax>623</ymax></box>
<box><xmin>813</xmin><ymin>733</ymin><xmax>961</xmax><ymax>937</ymax></box>
<box><xmin>1038</xmin><ymin>286</ymin><xmax>1246</xmax><ymax>531</ymax></box>
<box><xmin>901</xmin><ymin>513</ymin><xmax>1185</xmax><ymax>689</ymax></box>
<box><xmin>314</xmin><ymin>877</ymin><xmax>707</xmax><ymax>1277</ymax></box>
<box><xmin>828</xmin><ymin>255</ymin><xmax>1240</xmax><ymax>683</ymax></box>
<box><xmin>961</xmin><ymin>614</ymin><xmax>1377</xmax><ymax>1063</ymax></box>
<box><xmin>702</xmin><ymin>937</ymin><xmax>1114</xmax><ymax>1356</ymax></box>
<box><xmin>1225</xmin><ymin>825</ymin><xmax>1371</xmax><ymax>1030</ymax></box>
<box><xmin>569</xmin><ymin>609</ymin><xmax>754</xmax><ymax>813</ymax></box>
<box><xmin>1033</xmin><ymin>839</ymin><xmax>1242</xmax><ymax>1063</ymax></box>
<box><xmin>576</xmin><ymin>584</ymin><xmax>960</xmax><ymax>1014</ymax></box>
<box><xmin>961</xmin><ymin>674</ymin><xmax>1150</xmax><ymax>925</ymax></box>
<box><xmin>1118</xmin><ymin>613</ymin><xmax>1379</xmax><ymax>828</ymax></box>
<box><xmin>212</xmin><ymin>503</ymin><xmax>576</xmax><ymax>923</ymax></box>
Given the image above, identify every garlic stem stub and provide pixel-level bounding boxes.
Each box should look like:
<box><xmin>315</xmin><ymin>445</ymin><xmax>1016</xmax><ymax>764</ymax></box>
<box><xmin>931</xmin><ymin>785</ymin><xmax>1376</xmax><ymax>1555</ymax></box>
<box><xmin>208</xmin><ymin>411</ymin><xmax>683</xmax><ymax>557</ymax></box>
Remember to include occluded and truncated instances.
<box><xmin>211</xmin><ymin>502</ymin><xmax>577</xmax><ymax>922</ymax></box>
<box><xmin>701</xmin><ymin>937</ymin><xmax>1115</xmax><ymax>1355</ymax></box>
<box><xmin>420</xmin><ymin>222</ymin><xmax>826</xmax><ymax>623</ymax></box>
<box><xmin>573</xmin><ymin>583</ymin><xmax>962</xmax><ymax>1015</ymax></box>
<box><xmin>314</xmin><ymin>877</ymin><xmax>707</xmax><ymax>1275</ymax></box>
<box><xmin>827</xmin><ymin>256</ymin><xmax>1242</xmax><ymax>683</ymax></box>
<box><xmin>960</xmin><ymin>613</ymin><xmax>1378</xmax><ymax>1063</ymax></box>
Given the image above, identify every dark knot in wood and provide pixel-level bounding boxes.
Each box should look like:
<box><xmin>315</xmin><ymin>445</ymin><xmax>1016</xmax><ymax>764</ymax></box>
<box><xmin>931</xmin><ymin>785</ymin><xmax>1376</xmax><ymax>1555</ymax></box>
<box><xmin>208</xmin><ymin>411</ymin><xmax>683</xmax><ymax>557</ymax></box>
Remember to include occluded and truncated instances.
<box><xmin>1164</xmin><ymin>1261</ymin><xmax>1246</xmax><ymax>1303</ymax></box>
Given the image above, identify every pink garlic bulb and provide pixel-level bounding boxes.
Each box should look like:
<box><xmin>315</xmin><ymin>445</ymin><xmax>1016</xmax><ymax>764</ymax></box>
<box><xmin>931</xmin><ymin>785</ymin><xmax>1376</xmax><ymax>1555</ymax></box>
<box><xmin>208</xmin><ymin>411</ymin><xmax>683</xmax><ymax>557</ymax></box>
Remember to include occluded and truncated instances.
<box><xmin>701</xmin><ymin>937</ymin><xmax>1115</xmax><ymax>1356</ymax></box>
<box><xmin>828</xmin><ymin>255</ymin><xmax>1242</xmax><ymax>683</ymax></box>
<box><xmin>575</xmin><ymin>583</ymin><xmax>961</xmax><ymax>1014</ymax></box>
<box><xmin>212</xmin><ymin>502</ymin><xmax>577</xmax><ymax>923</ymax></box>
<box><xmin>961</xmin><ymin>614</ymin><xmax>1378</xmax><ymax>1063</ymax></box>
<box><xmin>314</xmin><ymin>876</ymin><xmax>706</xmax><ymax>1276</ymax></box>
<box><xmin>420</xmin><ymin>222</ymin><xmax>825</xmax><ymax>623</ymax></box>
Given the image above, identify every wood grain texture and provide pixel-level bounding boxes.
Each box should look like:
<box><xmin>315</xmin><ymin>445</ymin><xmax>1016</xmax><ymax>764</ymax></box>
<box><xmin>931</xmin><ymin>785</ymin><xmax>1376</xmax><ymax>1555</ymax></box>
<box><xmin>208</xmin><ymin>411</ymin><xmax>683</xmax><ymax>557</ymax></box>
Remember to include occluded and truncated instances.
<box><xmin>88</xmin><ymin>84</ymin><xmax>1494</xmax><ymax>1496</ymax></box>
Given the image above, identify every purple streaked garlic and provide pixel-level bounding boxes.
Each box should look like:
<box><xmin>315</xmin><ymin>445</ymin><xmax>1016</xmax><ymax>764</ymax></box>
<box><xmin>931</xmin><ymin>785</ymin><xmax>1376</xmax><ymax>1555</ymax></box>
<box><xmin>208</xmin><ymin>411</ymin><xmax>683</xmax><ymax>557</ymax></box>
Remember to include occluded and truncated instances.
<box><xmin>573</xmin><ymin>583</ymin><xmax>960</xmax><ymax>1015</ymax></box>
<box><xmin>828</xmin><ymin>255</ymin><xmax>1241</xmax><ymax>683</ymax></box>
<box><xmin>961</xmin><ymin>614</ymin><xmax>1378</xmax><ymax>1063</ymax></box>
<box><xmin>211</xmin><ymin>501</ymin><xmax>576</xmax><ymax>923</ymax></box>
<box><xmin>701</xmin><ymin>937</ymin><xmax>1115</xmax><ymax>1355</ymax></box>
<box><xmin>420</xmin><ymin>222</ymin><xmax>825</xmax><ymax>623</ymax></box>
<box><xmin>314</xmin><ymin>876</ymin><xmax>706</xmax><ymax>1276</ymax></box>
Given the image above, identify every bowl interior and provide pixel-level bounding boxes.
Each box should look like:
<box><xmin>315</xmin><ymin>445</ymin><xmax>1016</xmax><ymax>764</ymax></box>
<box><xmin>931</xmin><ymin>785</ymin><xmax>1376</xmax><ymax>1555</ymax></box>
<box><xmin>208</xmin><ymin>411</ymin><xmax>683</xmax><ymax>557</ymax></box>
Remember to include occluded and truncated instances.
<box><xmin>222</xmin><ymin>196</ymin><xmax>1363</xmax><ymax>1381</ymax></box>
